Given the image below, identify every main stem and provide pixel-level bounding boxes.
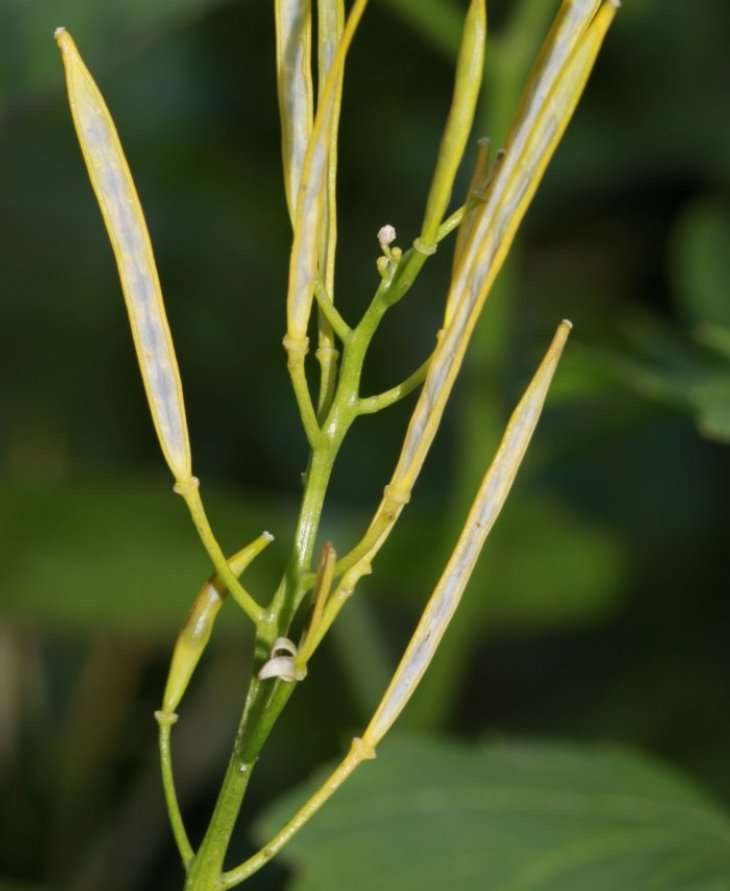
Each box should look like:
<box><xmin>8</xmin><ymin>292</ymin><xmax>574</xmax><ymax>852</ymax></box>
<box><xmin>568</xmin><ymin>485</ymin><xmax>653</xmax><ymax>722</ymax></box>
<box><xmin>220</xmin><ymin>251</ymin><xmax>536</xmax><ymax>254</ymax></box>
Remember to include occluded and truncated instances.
<box><xmin>184</xmin><ymin>283</ymin><xmax>393</xmax><ymax>890</ymax></box>
<box><xmin>185</xmin><ymin>446</ymin><xmax>337</xmax><ymax>890</ymax></box>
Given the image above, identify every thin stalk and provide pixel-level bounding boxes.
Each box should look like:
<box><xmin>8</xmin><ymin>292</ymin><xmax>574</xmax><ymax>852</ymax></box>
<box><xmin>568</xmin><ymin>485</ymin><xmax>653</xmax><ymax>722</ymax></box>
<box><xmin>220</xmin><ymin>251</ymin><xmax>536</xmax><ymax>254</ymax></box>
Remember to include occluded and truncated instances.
<box><xmin>313</xmin><ymin>279</ymin><xmax>352</xmax><ymax>343</ymax></box>
<box><xmin>177</xmin><ymin>484</ymin><xmax>264</xmax><ymax>625</ymax></box>
<box><xmin>221</xmin><ymin>738</ymin><xmax>374</xmax><ymax>887</ymax></box>
<box><xmin>283</xmin><ymin>337</ymin><xmax>322</xmax><ymax>448</ymax></box>
<box><xmin>358</xmin><ymin>354</ymin><xmax>432</xmax><ymax>414</ymax></box>
<box><xmin>437</xmin><ymin>203</ymin><xmax>466</xmax><ymax>241</ymax></box>
<box><xmin>157</xmin><ymin>718</ymin><xmax>194</xmax><ymax>869</ymax></box>
<box><xmin>184</xmin><ymin>679</ymin><xmax>267</xmax><ymax>890</ymax></box>
<box><xmin>302</xmin><ymin>543</ymin><xmax>337</xmax><ymax>650</ymax></box>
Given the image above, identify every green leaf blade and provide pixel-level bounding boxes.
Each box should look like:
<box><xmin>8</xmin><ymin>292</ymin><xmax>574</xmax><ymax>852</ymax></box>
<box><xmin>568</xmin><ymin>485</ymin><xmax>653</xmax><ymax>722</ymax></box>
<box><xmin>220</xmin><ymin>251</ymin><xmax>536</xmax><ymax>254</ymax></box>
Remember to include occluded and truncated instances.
<box><xmin>257</xmin><ymin>737</ymin><xmax>730</xmax><ymax>891</ymax></box>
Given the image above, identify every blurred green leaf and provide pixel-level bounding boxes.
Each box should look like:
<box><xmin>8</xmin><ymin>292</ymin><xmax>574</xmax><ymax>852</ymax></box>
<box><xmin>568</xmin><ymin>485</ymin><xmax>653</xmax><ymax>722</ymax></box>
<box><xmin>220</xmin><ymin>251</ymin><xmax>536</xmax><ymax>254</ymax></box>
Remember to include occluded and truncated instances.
<box><xmin>579</xmin><ymin>316</ymin><xmax>730</xmax><ymax>445</ymax></box>
<box><xmin>671</xmin><ymin>199</ymin><xmax>730</xmax><ymax>330</ymax></box>
<box><xmin>0</xmin><ymin>0</ymin><xmax>231</xmax><ymax>111</ymax></box>
<box><xmin>692</xmin><ymin>374</ymin><xmax>730</xmax><ymax>442</ymax></box>
<box><xmin>257</xmin><ymin>736</ymin><xmax>730</xmax><ymax>891</ymax></box>
<box><xmin>0</xmin><ymin>477</ymin><xmax>292</xmax><ymax>634</ymax></box>
<box><xmin>377</xmin><ymin>0</ymin><xmax>462</xmax><ymax>58</ymax></box>
<box><xmin>696</xmin><ymin>324</ymin><xmax>730</xmax><ymax>362</ymax></box>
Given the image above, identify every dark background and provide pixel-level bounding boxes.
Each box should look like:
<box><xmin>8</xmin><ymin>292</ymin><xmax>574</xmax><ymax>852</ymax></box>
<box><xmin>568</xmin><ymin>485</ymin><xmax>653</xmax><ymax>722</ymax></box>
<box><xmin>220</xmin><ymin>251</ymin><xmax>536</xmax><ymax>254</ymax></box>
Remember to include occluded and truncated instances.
<box><xmin>1</xmin><ymin>1</ymin><xmax>729</xmax><ymax>888</ymax></box>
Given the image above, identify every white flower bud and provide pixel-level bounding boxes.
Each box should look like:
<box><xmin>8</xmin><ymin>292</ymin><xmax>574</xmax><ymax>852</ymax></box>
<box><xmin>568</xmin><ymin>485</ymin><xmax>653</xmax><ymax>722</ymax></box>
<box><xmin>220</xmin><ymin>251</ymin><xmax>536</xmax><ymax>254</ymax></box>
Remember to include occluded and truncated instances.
<box><xmin>377</xmin><ymin>225</ymin><xmax>396</xmax><ymax>248</ymax></box>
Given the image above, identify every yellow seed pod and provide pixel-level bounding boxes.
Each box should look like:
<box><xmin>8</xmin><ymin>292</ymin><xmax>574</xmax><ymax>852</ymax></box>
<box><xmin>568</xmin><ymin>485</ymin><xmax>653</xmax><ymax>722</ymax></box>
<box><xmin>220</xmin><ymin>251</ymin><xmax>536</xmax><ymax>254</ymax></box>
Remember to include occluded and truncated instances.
<box><xmin>55</xmin><ymin>28</ymin><xmax>191</xmax><ymax>485</ymax></box>
<box><xmin>275</xmin><ymin>0</ymin><xmax>314</xmax><ymax>225</ymax></box>
<box><xmin>327</xmin><ymin>1</ymin><xmax>618</xmax><ymax>596</ymax></box>
<box><xmin>364</xmin><ymin>322</ymin><xmax>571</xmax><ymax>746</ymax></box>
<box><xmin>420</xmin><ymin>0</ymin><xmax>486</xmax><ymax>247</ymax></box>
<box><xmin>393</xmin><ymin>0</ymin><xmax>618</xmax><ymax>496</ymax></box>
<box><xmin>452</xmin><ymin>137</ymin><xmax>493</xmax><ymax>271</ymax></box>
<box><xmin>316</xmin><ymin>0</ymin><xmax>345</xmax><ymax>295</ymax></box>
<box><xmin>286</xmin><ymin>0</ymin><xmax>368</xmax><ymax>341</ymax></box>
<box><xmin>447</xmin><ymin>0</ymin><xmax>618</xmax><ymax>324</ymax></box>
<box><xmin>161</xmin><ymin>532</ymin><xmax>273</xmax><ymax>715</ymax></box>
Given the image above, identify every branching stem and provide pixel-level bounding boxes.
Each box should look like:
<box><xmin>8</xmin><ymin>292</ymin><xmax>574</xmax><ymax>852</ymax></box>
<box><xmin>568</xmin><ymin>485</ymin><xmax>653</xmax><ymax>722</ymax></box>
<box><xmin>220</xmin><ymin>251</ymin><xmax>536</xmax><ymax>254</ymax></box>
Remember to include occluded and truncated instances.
<box><xmin>358</xmin><ymin>353</ymin><xmax>432</xmax><ymax>414</ymax></box>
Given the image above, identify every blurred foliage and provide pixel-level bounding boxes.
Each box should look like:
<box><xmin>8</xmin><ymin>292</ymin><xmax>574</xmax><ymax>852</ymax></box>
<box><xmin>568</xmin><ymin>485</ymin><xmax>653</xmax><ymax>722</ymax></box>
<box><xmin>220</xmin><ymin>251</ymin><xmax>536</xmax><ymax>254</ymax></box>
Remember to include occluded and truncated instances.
<box><xmin>1</xmin><ymin>0</ymin><xmax>730</xmax><ymax>888</ymax></box>
<box><xmin>258</xmin><ymin>735</ymin><xmax>730</xmax><ymax>890</ymax></box>
<box><xmin>0</xmin><ymin>0</ymin><xmax>230</xmax><ymax>113</ymax></box>
<box><xmin>588</xmin><ymin>198</ymin><xmax>730</xmax><ymax>442</ymax></box>
<box><xmin>0</xmin><ymin>480</ymin><xmax>621</xmax><ymax>634</ymax></box>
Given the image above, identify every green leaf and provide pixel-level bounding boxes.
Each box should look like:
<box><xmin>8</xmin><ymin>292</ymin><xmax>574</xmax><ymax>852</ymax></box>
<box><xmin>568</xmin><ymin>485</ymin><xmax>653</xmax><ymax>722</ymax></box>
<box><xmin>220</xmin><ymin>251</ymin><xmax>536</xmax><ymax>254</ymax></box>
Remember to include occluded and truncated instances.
<box><xmin>579</xmin><ymin>317</ymin><xmax>730</xmax><ymax>446</ymax></box>
<box><xmin>671</xmin><ymin>199</ymin><xmax>730</xmax><ymax>330</ymax></box>
<box><xmin>257</xmin><ymin>736</ymin><xmax>730</xmax><ymax>891</ymax></box>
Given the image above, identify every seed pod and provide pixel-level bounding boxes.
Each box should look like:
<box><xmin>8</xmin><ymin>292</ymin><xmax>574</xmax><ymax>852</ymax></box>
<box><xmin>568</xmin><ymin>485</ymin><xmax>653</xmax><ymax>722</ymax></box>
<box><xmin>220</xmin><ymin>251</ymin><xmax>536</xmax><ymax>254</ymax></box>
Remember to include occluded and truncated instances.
<box><xmin>161</xmin><ymin>533</ymin><xmax>273</xmax><ymax>714</ymax></box>
<box><xmin>420</xmin><ymin>0</ymin><xmax>486</xmax><ymax>247</ymax></box>
<box><xmin>55</xmin><ymin>28</ymin><xmax>191</xmax><ymax>485</ymax></box>
<box><xmin>316</xmin><ymin>0</ymin><xmax>344</xmax><ymax>290</ymax></box>
<box><xmin>364</xmin><ymin>321</ymin><xmax>572</xmax><ymax>746</ymax></box>
<box><xmin>286</xmin><ymin>0</ymin><xmax>368</xmax><ymax>341</ymax></box>
<box><xmin>275</xmin><ymin>0</ymin><xmax>314</xmax><ymax>225</ymax></box>
<box><xmin>337</xmin><ymin>3</ymin><xmax>618</xmax><ymax>594</ymax></box>
<box><xmin>451</xmin><ymin>137</ymin><xmax>492</xmax><ymax>276</ymax></box>
<box><xmin>449</xmin><ymin>0</ymin><xmax>616</xmax><ymax>300</ymax></box>
<box><xmin>396</xmin><ymin>0</ymin><xmax>618</xmax><ymax>494</ymax></box>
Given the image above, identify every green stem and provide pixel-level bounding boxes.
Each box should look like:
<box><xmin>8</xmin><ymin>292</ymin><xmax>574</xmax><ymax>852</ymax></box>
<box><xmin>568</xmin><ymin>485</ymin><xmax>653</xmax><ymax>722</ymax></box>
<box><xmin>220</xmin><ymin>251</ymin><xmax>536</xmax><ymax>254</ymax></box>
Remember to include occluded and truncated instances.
<box><xmin>179</xmin><ymin>484</ymin><xmax>264</xmax><ymax>625</ymax></box>
<box><xmin>285</xmin><ymin>347</ymin><xmax>321</xmax><ymax>448</ymax></box>
<box><xmin>185</xmin><ymin>441</ymin><xmax>342</xmax><ymax>890</ymax></box>
<box><xmin>314</xmin><ymin>279</ymin><xmax>352</xmax><ymax>343</ymax></box>
<box><xmin>157</xmin><ymin>718</ymin><xmax>194</xmax><ymax>868</ymax></box>
<box><xmin>264</xmin><ymin>444</ymin><xmax>340</xmax><ymax>637</ymax></box>
<box><xmin>358</xmin><ymin>353</ymin><xmax>431</xmax><ymax>414</ymax></box>
<box><xmin>183</xmin><ymin>208</ymin><xmax>441</xmax><ymax>889</ymax></box>
<box><xmin>221</xmin><ymin>738</ymin><xmax>372</xmax><ymax>887</ymax></box>
<box><xmin>184</xmin><ymin>679</ymin><xmax>272</xmax><ymax>890</ymax></box>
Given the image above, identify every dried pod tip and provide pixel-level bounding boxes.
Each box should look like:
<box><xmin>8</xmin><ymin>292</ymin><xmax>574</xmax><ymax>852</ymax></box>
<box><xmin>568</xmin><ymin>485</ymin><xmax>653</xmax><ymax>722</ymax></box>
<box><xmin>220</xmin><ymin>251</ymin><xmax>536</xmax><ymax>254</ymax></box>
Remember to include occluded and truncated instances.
<box><xmin>258</xmin><ymin>655</ymin><xmax>306</xmax><ymax>683</ymax></box>
<box><xmin>271</xmin><ymin>637</ymin><xmax>298</xmax><ymax>658</ymax></box>
<box><xmin>54</xmin><ymin>26</ymin><xmax>67</xmax><ymax>41</ymax></box>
